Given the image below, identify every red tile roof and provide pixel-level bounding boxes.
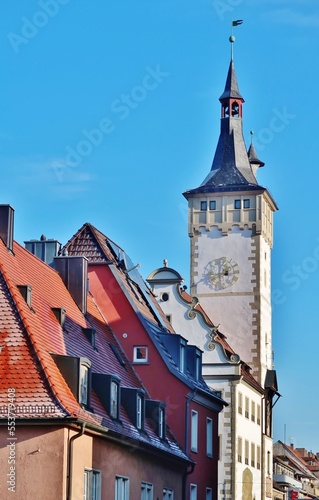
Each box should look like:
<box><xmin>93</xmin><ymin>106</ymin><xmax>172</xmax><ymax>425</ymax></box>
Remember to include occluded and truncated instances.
<box><xmin>0</xmin><ymin>238</ymin><xmax>189</xmax><ymax>461</ymax></box>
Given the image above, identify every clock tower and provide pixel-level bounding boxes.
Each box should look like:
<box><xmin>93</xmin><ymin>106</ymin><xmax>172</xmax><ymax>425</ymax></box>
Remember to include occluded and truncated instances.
<box><xmin>183</xmin><ymin>38</ymin><xmax>278</xmax><ymax>386</ymax></box>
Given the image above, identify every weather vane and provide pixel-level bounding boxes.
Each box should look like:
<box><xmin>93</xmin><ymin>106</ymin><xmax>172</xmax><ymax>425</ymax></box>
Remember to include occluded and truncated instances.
<box><xmin>230</xmin><ymin>19</ymin><xmax>243</xmax><ymax>60</ymax></box>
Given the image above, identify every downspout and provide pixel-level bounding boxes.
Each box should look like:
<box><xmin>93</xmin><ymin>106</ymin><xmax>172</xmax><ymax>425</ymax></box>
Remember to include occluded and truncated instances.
<box><xmin>184</xmin><ymin>389</ymin><xmax>197</xmax><ymax>500</ymax></box>
<box><xmin>67</xmin><ymin>422</ymin><xmax>86</xmax><ymax>500</ymax></box>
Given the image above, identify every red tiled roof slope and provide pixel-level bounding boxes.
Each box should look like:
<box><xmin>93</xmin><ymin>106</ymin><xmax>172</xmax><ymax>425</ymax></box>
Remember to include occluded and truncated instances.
<box><xmin>64</xmin><ymin>223</ymin><xmax>174</xmax><ymax>332</ymax></box>
<box><xmin>0</xmin><ymin>238</ymin><xmax>188</xmax><ymax>460</ymax></box>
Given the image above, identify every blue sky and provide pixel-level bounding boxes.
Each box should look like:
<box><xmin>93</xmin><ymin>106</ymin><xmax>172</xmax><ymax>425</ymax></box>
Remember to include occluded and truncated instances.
<box><xmin>1</xmin><ymin>0</ymin><xmax>319</xmax><ymax>451</ymax></box>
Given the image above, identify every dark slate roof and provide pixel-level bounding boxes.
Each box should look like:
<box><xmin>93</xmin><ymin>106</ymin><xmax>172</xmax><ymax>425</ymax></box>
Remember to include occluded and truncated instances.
<box><xmin>219</xmin><ymin>60</ymin><xmax>243</xmax><ymax>101</ymax></box>
<box><xmin>265</xmin><ymin>369</ymin><xmax>279</xmax><ymax>393</ymax></box>
<box><xmin>248</xmin><ymin>142</ymin><xmax>265</xmax><ymax>167</ymax></box>
<box><xmin>184</xmin><ymin>119</ymin><xmax>264</xmax><ymax>197</ymax></box>
<box><xmin>183</xmin><ymin>59</ymin><xmax>271</xmax><ymax>198</ymax></box>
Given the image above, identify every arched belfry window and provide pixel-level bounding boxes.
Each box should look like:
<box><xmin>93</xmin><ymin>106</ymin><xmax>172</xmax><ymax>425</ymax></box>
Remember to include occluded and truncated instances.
<box><xmin>232</xmin><ymin>101</ymin><xmax>239</xmax><ymax>117</ymax></box>
<box><xmin>222</xmin><ymin>104</ymin><xmax>229</xmax><ymax>118</ymax></box>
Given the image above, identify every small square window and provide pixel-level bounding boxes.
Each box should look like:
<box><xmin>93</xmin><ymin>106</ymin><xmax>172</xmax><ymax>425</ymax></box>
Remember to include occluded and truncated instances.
<box><xmin>133</xmin><ymin>346</ymin><xmax>148</xmax><ymax>363</ymax></box>
<box><xmin>200</xmin><ymin>201</ymin><xmax>207</xmax><ymax>211</ymax></box>
<box><xmin>244</xmin><ymin>199</ymin><xmax>250</xmax><ymax>208</ymax></box>
<box><xmin>234</xmin><ymin>200</ymin><xmax>241</xmax><ymax>209</ymax></box>
<box><xmin>209</xmin><ymin>201</ymin><xmax>216</xmax><ymax>210</ymax></box>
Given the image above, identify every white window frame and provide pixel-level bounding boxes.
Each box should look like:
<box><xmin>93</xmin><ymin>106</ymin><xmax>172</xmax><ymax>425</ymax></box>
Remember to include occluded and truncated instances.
<box><xmin>137</xmin><ymin>394</ymin><xmax>143</xmax><ymax>430</ymax></box>
<box><xmin>133</xmin><ymin>346</ymin><xmax>148</xmax><ymax>363</ymax></box>
<box><xmin>191</xmin><ymin>410</ymin><xmax>198</xmax><ymax>453</ymax></box>
<box><xmin>163</xmin><ymin>488</ymin><xmax>174</xmax><ymax>499</ymax></box>
<box><xmin>80</xmin><ymin>364</ymin><xmax>89</xmax><ymax>406</ymax></box>
<box><xmin>141</xmin><ymin>481</ymin><xmax>153</xmax><ymax>500</ymax></box>
<box><xmin>115</xmin><ymin>475</ymin><xmax>129</xmax><ymax>500</ymax></box>
<box><xmin>206</xmin><ymin>417</ymin><xmax>213</xmax><ymax>458</ymax></box>
<box><xmin>180</xmin><ymin>342</ymin><xmax>186</xmax><ymax>373</ymax></box>
<box><xmin>158</xmin><ymin>407</ymin><xmax>165</xmax><ymax>439</ymax></box>
<box><xmin>110</xmin><ymin>380</ymin><xmax>119</xmax><ymax>419</ymax></box>
<box><xmin>206</xmin><ymin>487</ymin><xmax>212</xmax><ymax>500</ymax></box>
<box><xmin>84</xmin><ymin>469</ymin><xmax>101</xmax><ymax>500</ymax></box>
<box><xmin>190</xmin><ymin>484</ymin><xmax>197</xmax><ymax>500</ymax></box>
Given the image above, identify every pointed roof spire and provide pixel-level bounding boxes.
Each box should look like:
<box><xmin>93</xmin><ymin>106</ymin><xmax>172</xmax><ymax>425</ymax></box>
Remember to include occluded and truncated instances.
<box><xmin>183</xmin><ymin>29</ymin><xmax>267</xmax><ymax>198</ymax></box>
<box><xmin>248</xmin><ymin>131</ymin><xmax>265</xmax><ymax>168</ymax></box>
<box><xmin>219</xmin><ymin>60</ymin><xmax>243</xmax><ymax>101</ymax></box>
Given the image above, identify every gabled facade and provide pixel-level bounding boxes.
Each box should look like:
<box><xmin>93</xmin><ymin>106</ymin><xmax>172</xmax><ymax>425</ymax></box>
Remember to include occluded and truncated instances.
<box><xmin>0</xmin><ymin>205</ymin><xmax>190</xmax><ymax>500</ymax></box>
<box><xmin>62</xmin><ymin>222</ymin><xmax>226</xmax><ymax>500</ymax></box>
<box><xmin>147</xmin><ymin>263</ymin><xmax>272</xmax><ymax>500</ymax></box>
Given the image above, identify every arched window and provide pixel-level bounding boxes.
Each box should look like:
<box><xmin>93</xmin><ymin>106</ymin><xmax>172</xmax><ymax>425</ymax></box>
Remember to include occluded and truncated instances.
<box><xmin>231</xmin><ymin>101</ymin><xmax>239</xmax><ymax>117</ymax></box>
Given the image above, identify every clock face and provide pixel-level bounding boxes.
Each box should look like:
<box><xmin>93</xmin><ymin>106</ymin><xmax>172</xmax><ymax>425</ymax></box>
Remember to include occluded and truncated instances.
<box><xmin>204</xmin><ymin>257</ymin><xmax>239</xmax><ymax>291</ymax></box>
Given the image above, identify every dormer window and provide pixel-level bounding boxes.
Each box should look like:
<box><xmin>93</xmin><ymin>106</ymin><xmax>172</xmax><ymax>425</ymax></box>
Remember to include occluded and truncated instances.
<box><xmin>80</xmin><ymin>364</ymin><xmax>89</xmax><ymax>406</ymax></box>
<box><xmin>146</xmin><ymin>400</ymin><xmax>166</xmax><ymax>439</ymax></box>
<box><xmin>137</xmin><ymin>394</ymin><xmax>143</xmax><ymax>429</ymax></box>
<box><xmin>158</xmin><ymin>407</ymin><xmax>165</xmax><ymax>439</ymax></box>
<box><xmin>121</xmin><ymin>388</ymin><xmax>145</xmax><ymax>431</ymax></box>
<box><xmin>186</xmin><ymin>345</ymin><xmax>202</xmax><ymax>380</ymax></box>
<box><xmin>92</xmin><ymin>374</ymin><xmax>121</xmax><ymax>420</ymax></box>
<box><xmin>83</xmin><ymin>327</ymin><xmax>97</xmax><ymax>350</ymax></box>
<box><xmin>110</xmin><ymin>380</ymin><xmax>119</xmax><ymax>419</ymax></box>
<box><xmin>180</xmin><ymin>341</ymin><xmax>186</xmax><ymax>373</ymax></box>
<box><xmin>195</xmin><ymin>352</ymin><xmax>201</xmax><ymax>380</ymax></box>
<box><xmin>51</xmin><ymin>354</ymin><xmax>92</xmax><ymax>409</ymax></box>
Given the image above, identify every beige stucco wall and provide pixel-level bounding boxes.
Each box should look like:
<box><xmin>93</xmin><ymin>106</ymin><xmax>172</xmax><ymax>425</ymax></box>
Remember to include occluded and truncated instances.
<box><xmin>0</xmin><ymin>425</ymin><xmax>66</xmax><ymax>500</ymax></box>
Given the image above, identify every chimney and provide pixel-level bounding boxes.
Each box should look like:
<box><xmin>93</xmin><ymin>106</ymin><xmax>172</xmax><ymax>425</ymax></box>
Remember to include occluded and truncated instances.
<box><xmin>25</xmin><ymin>234</ymin><xmax>61</xmax><ymax>267</ymax></box>
<box><xmin>54</xmin><ymin>255</ymin><xmax>88</xmax><ymax>314</ymax></box>
<box><xmin>0</xmin><ymin>205</ymin><xmax>14</xmax><ymax>252</ymax></box>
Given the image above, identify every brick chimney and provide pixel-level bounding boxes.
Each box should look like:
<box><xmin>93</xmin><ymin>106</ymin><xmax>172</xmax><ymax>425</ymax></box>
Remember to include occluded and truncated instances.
<box><xmin>0</xmin><ymin>205</ymin><xmax>14</xmax><ymax>252</ymax></box>
<box><xmin>54</xmin><ymin>254</ymin><xmax>88</xmax><ymax>314</ymax></box>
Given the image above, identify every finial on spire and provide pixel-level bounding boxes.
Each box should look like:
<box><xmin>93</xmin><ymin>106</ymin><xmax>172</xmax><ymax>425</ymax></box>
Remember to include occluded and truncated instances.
<box><xmin>250</xmin><ymin>130</ymin><xmax>254</xmax><ymax>145</ymax></box>
<box><xmin>230</xmin><ymin>19</ymin><xmax>243</xmax><ymax>60</ymax></box>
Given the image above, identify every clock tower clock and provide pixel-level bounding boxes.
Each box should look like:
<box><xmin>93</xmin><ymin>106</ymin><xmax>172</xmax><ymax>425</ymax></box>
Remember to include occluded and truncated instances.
<box><xmin>183</xmin><ymin>38</ymin><xmax>278</xmax><ymax>386</ymax></box>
